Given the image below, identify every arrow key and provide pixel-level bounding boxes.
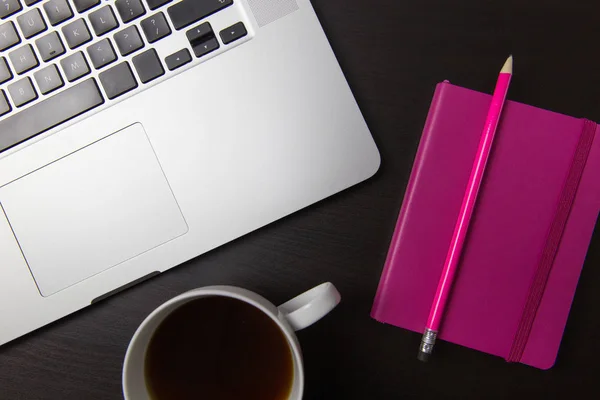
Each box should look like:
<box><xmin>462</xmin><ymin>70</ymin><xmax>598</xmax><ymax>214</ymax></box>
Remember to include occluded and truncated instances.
<box><xmin>165</xmin><ymin>48</ymin><xmax>192</xmax><ymax>71</ymax></box>
<box><xmin>219</xmin><ymin>22</ymin><xmax>247</xmax><ymax>45</ymax></box>
<box><xmin>192</xmin><ymin>37</ymin><xmax>219</xmax><ymax>58</ymax></box>
<box><xmin>186</xmin><ymin>22</ymin><xmax>213</xmax><ymax>43</ymax></box>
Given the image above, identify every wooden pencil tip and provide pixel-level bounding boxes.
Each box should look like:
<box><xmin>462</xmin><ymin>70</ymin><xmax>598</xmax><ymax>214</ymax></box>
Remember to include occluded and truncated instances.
<box><xmin>501</xmin><ymin>55</ymin><xmax>513</xmax><ymax>74</ymax></box>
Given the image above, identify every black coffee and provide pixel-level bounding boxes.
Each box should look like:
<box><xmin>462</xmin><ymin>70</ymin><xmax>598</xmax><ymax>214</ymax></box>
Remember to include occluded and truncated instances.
<box><xmin>144</xmin><ymin>296</ymin><xmax>294</xmax><ymax>400</ymax></box>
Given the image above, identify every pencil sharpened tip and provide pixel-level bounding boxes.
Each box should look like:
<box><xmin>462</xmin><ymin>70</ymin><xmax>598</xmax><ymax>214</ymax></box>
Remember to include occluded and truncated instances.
<box><xmin>501</xmin><ymin>55</ymin><xmax>513</xmax><ymax>74</ymax></box>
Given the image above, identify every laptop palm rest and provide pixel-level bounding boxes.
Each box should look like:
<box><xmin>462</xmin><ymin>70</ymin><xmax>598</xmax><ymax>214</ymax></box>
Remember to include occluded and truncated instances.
<box><xmin>0</xmin><ymin>123</ymin><xmax>188</xmax><ymax>297</ymax></box>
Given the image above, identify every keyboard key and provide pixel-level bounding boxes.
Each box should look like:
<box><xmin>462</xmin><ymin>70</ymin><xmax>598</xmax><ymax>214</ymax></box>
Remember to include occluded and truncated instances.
<box><xmin>0</xmin><ymin>57</ymin><xmax>12</xmax><ymax>84</ymax></box>
<box><xmin>0</xmin><ymin>0</ymin><xmax>22</xmax><ymax>19</ymax></box>
<box><xmin>99</xmin><ymin>61</ymin><xmax>137</xmax><ymax>99</ymax></box>
<box><xmin>43</xmin><ymin>0</ymin><xmax>74</xmax><ymax>26</ymax></box>
<box><xmin>0</xmin><ymin>21</ymin><xmax>21</xmax><ymax>52</ymax></box>
<box><xmin>186</xmin><ymin>22</ymin><xmax>212</xmax><ymax>42</ymax></box>
<box><xmin>186</xmin><ymin>22</ymin><xmax>218</xmax><ymax>58</ymax></box>
<box><xmin>192</xmin><ymin>37</ymin><xmax>218</xmax><ymax>58</ymax></box>
<box><xmin>86</xmin><ymin>38</ymin><xmax>116</xmax><ymax>69</ymax></box>
<box><xmin>113</xmin><ymin>25</ymin><xmax>143</xmax><ymax>56</ymax></box>
<box><xmin>9</xmin><ymin>44</ymin><xmax>38</xmax><ymax>75</ymax></box>
<box><xmin>167</xmin><ymin>0</ymin><xmax>233</xmax><ymax>30</ymax></box>
<box><xmin>72</xmin><ymin>0</ymin><xmax>100</xmax><ymax>13</ymax></box>
<box><xmin>0</xmin><ymin>79</ymin><xmax>104</xmax><ymax>153</ymax></box>
<box><xmin>60</xmin><ymin>51</ymin><xmax>90</xmax><ymax>82</ymax></box>
<box><xmin>147</xmin><ymin>0</ymin><xmax>171</xmax><ymax>10</ymax></box>
<box><xmin>0</xmin><ymin>90</ymin><xmax>10</xmax><ymax>117</ymax></box>
<box><xmin>220</xmin><ymin>22</ymin><xmax>247</xmax><ymax>45</ymax></box>
<box><xmin>115</xmin><ymin>0</ymin><xmax>145</xmax><ymax>23</ymax></box>
<box><xmin>34</xmin><ymin>64</ymin><xmax>63</xmax><ymax>94</ymax></box>
<box><xmin>140</xmin><ymin>12</ymin><xmax>170</xmax><ymax>43</ymax></box>
<box><xmin>24</xmin><ymin>0</ymin><xmax>41</xmax><ymax>5</ymax></box>
<box><xmin>8</xmin><ymin>77</ymin><xmax>37</xmax><ymax>107</ymax></box>
<box><xmin>35</xmin><ymin>31</ymin><xmax>65</xmax><ymax>61</ymax></box>
<box><xmin>61</xmin><ymin>18</ymin><xmax>92</xmax><ymax>49</ymax></box>
<box><xmin>89</xmin><ymin>5</ymin><xmax>119</xmax><ymax>36</ymax></box>
<box><xmin>164</xmin><ymin>48</ymin><xmax>191</xmax><ymax>71</ymax></box>
<box><xmin>17</xmin><ymin>8</ymin><xmax>46</xmax><ymax>39</ymax></box>
<box><xmin>132</xmin><ymin>49</ymin><xmax>163</xmax><ymax>83</ymax></box>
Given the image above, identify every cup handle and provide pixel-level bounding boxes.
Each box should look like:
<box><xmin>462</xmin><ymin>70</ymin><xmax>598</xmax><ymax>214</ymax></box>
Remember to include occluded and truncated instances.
<box><xmin>277</xmin><ymin>282</ymin><xmax>341</xmax><ymax>331</ymax></box>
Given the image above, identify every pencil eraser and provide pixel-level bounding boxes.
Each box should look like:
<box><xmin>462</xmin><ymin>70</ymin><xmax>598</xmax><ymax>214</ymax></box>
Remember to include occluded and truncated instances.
<box><xmin>417</xmin><ymin>351</ymin><xmax>430</xmax><ymax>362</ymax></box>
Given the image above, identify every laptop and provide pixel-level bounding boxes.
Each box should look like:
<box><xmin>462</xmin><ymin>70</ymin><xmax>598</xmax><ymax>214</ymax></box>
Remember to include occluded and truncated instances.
<box><xmin>0</xmin><ymin>0</ymin><xmax>380</xmax><ymax>345</ymax></box>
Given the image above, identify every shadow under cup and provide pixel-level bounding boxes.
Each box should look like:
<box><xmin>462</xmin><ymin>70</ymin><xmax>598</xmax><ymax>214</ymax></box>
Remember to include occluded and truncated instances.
<box><xmin>123</xmin><ymin>290</ymin><xmax>304</xmax><ymax>400</ymax></box>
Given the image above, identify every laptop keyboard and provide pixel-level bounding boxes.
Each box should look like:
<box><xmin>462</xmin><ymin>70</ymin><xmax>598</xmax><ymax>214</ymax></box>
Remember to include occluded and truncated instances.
<box><xmin>0</xmin><ymin>0</ymin><xmax>249</xmax><ymax>153</ymax></box>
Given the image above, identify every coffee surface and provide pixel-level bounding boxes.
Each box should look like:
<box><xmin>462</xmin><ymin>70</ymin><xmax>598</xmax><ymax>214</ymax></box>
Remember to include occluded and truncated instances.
<box><xmin>145</xmin><ymin>296</ymin><xmax>294</xmax><ymax>400</ymax></box>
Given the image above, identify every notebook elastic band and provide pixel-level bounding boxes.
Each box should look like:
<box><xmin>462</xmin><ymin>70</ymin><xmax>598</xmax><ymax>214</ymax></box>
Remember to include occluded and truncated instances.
<box><xmin>507</xmin><ymin>119</ymin><xmax>596</xmax><ymax>363</ymax></box>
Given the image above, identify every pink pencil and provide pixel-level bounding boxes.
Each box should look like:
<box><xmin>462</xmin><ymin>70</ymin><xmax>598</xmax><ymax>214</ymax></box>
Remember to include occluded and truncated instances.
<box><xmin>418</xmin><ymin>56</ymin><xmax>514</xmax><ymax>361</ymax></box>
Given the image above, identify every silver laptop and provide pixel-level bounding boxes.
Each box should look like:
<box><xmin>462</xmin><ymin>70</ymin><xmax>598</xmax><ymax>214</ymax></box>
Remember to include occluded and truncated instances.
<box><xmin>0</xmin><ymin>0</ymin><xmax>379</xmax><ymax>345</ymax></box>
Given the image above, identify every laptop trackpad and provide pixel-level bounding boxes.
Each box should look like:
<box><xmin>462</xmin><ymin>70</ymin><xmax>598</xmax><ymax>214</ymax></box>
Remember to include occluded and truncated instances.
<box><xmin>0</xmin><ymin>123</ymin><xmax>188</xmax><ymax>297</ymax></box>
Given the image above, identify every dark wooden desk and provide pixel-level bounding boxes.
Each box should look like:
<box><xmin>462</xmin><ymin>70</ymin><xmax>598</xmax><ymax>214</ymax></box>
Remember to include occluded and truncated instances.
<box><xmin>2</xmin><ymin>0</ymin><xmax>599</xmax><ymax>398</ymax></box>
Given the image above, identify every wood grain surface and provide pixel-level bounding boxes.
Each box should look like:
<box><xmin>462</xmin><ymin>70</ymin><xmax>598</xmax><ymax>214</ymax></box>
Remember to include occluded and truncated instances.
<box><xmin>1</xmin><ymin>0</ymin><xmax>600</xmax><ymax>398</ymax></box>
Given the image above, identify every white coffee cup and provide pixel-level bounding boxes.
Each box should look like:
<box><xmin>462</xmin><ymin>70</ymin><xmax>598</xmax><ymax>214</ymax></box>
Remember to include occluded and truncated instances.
<box><xmin>122</xmin><ymin>282</ymin><xmax>341</xmax><ymax>399</ymax></box>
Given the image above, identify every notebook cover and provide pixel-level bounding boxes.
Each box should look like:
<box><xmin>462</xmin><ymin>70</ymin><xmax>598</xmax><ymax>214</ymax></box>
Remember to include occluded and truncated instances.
<box><xmin>371</xmin><ymin>82</ymin><xmax>600</xmax><ymax>369</ymax></box>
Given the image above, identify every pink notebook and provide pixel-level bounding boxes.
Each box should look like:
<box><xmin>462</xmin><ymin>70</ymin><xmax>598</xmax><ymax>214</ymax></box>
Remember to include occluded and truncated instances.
<box><xmin>371</xmin><ymin>82</ymin><xmax>600</xmax><ymax>369</ymax></box>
